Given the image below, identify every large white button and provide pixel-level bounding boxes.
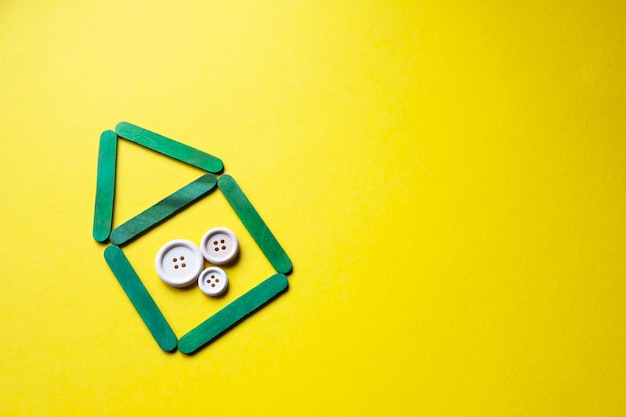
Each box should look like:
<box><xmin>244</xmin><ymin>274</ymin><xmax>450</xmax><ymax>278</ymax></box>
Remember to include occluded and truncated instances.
<box><xmin>200</xmin><ymin>227</ymin><xmax>239</xmax><ymax>265</ymax></box>
<box><xmin>198</xmin><ymin>267</ymin><xmax>229</xmax><ymax>296</ymax></box>
<box><xmin>155</xmin><ymin>239</ymin><xmax>204</xmax><ymax>287</ymax></box>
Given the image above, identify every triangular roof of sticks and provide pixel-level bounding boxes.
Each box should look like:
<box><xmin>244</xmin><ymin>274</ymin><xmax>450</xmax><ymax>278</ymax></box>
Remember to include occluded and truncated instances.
<box><xmin>92</xmin><ymin>122</ymin><xmax>223</xmax><ymax>244</ymax></box>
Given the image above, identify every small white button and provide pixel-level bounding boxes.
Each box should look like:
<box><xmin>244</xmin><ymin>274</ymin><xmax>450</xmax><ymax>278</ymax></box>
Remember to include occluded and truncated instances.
<box><xmin>200</xmin><ymin>227</ymin><xmax>239</xmax><ymax>265</ymax></box>
<box><xmin>155</xmin><ymin>239</ymin><xmax>204</xmax><ymax>287</ymax></box>
<box><xmin>198</xmin><ymin>267</ymin><xmax>229</xmax><ymax>296</ymax></box>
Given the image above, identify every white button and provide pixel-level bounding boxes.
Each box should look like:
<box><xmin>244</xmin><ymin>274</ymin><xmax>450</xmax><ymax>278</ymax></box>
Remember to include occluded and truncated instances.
<box><xmin>198</xmin><ymin>267</ymin><xmax>229</xmax><ymax>296</ymax></box>
<box><xmin>155</xmin><ymin>239</ymin><xmax>204</xmax><ymax>287</ymax></box>
<box><xmin>200</xmin><ymin>227</ymin><xmax>239</xmax><ymax>265</ymax></box>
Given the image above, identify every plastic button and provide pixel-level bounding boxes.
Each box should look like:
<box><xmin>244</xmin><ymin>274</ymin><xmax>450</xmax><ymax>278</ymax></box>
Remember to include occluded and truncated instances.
<box><xmin>200</xmin><ymin>227</ymin><xmax>239</xmax><ymax>265</ymax></box>
<box><xmin>155</xmin><ymin>239</ymin><xmax>204</xmax><ymax>287</ymax></box>
<box><xmin>198</xmin><ymin>267</ymin><xmax>229</xmax><ymax>296</ymax></box>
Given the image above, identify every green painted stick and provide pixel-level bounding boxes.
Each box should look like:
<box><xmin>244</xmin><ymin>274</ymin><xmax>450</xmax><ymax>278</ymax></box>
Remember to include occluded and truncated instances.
<box><xmin>104</xmin><ymin>245</ymin><xmax>178</xmax><ymax>352</ymax></box>
<box><xmin>109</xmin><ymin>174</ymin><xmax>217</xmax><ymax>246</ymax></box>
<box><xmin>218</xmin><ymin>175</ymin><xmax>292</xmax><ymax>274</ymax></box>
<box><xmin>93</xmin><ymin>130</ymin><xmax>117</xmax><ymax>242</ymax></box>
<box><xmin>115</xmin><ymin>121</ymin><xmax>223</xmax><ymax>173</ymax></box>
<box><xmin>178</xmin><ymin>273</ymin><xmax>288</xmax><ymax>354</ymax></box>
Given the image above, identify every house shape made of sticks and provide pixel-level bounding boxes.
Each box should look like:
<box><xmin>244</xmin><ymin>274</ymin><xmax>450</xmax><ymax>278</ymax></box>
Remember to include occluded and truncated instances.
<box><xmin>93</xmin><ymin>122</ymin><xmax>292</xmax><ymax>354</ymax></box>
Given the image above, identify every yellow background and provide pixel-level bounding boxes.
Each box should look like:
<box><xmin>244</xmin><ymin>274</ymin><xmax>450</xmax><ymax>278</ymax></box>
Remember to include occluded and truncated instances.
<box><xmin>1</xmin><ymin>1</ymin><xmax>625</xmax><ymax>415</ymax></box>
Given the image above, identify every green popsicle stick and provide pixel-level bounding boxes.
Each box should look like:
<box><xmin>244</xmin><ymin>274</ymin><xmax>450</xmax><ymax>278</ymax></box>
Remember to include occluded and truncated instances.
<box><xmin>109</xmin><ymin>174</ymin><xmax>217</xmax><ymax>246</ymax></box>
<box><xmin>115</xmin><ymin>121</ymin><xmax>223</xmax><ymax>173</ymax></box>
<box><xmin>178</xmin><ymin>273</ymin><xmax>288</xmax><ymax>354</ymax></box>
<box><xmin>93</xmin><ymin>130</ymin><xmax>117</xmax><ymax>242</ymax></box>
<box><xmin>104</xmin><ymin>245</ymin><xmax>178</xmax><ymax>352</ymax></box>
<box><xmin>218</xmin><ymin>175</ymin><xmax>292</xmax><ymax>274</ymax></box>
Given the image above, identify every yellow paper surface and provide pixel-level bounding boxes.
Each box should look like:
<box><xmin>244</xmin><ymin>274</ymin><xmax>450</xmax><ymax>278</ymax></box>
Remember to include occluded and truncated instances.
<box><xmin>1</xmin><ymin>1</ymin><xmax>625</xmax><ymax>416</ymax></box>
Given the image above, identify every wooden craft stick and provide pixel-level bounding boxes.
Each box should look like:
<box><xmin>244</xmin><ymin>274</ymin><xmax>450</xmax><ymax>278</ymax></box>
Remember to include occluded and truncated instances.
<box><xmin>115</xmin><ymin>121</ymin><xmax>223</xmax><ymax>173</ymax></box>
<box><xmin>217</xmin><ymin>175</ymin><xmax>292</xmax><ymax>274</ymax></box>
<box><xmin>104</xmin><ymin>245</ymin><xmax>178</xmax><ymax>352</ymax></box>
<box><xmin>93</xmin><ymin>130</ymin><xmax>117</xmax><ymax>242</ymax></box>
<box><xmin>178</xmin><ymin>273</ymin><xmax>288</xmax><ymax>354</ymax></box>
<box><xmin>109</xmin><ymin>174</ymin><xmax>217</xmax><ymax>246</ymax></box>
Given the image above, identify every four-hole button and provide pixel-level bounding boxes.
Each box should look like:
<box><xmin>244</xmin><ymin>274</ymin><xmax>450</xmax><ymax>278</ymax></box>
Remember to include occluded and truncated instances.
<box><xmin>200</xmin><ymin>227</ymin><xmax>239</xmax><ymax>265</ymax></box>
<box><xmin>198</xmin><ymin>267</ymin><xmax>229</xmax><ymax>296</ymax></box>
<box><xmin>155</xmin><ymin>239</ymin><xmax>204</xmax><ymax>287</ymax></box>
